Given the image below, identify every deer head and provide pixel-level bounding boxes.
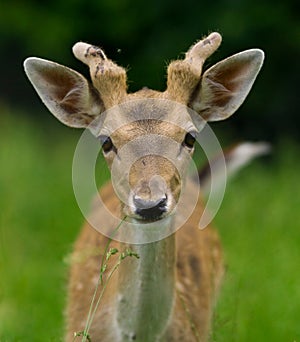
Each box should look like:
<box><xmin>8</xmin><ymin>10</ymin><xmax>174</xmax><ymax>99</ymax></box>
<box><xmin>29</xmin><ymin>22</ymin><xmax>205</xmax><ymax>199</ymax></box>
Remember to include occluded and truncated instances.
<box><xmin>24</xmin><ymin>33</ymin><xmax>264</xmax><ymax>223</ymax></box>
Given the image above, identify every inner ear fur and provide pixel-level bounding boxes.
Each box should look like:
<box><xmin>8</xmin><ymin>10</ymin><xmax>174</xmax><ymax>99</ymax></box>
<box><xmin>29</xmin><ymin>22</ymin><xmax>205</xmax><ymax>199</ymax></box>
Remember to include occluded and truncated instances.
<box><xmin>190</xmin><ymin>49</ymin><xmax>264</xmax><ymax>121</ymax></box>
<box><xmin>24</xmin><ymin>57</ymin><xmax>104</xmax><ymax>128</ymax></box>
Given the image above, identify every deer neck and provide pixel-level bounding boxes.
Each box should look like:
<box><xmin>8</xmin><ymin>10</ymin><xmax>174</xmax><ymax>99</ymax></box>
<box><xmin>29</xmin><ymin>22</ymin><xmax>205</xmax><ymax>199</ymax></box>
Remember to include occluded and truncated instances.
<box><xmin>116</xmin><ymin>221</ymin><xmax>176</xmax><ymax>341</ymax></box>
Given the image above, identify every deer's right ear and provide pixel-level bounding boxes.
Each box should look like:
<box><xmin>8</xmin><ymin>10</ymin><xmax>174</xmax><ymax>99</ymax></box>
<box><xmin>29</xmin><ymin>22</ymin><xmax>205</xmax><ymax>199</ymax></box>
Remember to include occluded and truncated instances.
<box><xmin>189</xmin><ymin>49</ymin><xmax>264</xmax><ymax>122</ymax></box>
<box><xmin>24</xmin><ymin>57</ymin><xmax>104</xmax><ymax>128</ymax></box>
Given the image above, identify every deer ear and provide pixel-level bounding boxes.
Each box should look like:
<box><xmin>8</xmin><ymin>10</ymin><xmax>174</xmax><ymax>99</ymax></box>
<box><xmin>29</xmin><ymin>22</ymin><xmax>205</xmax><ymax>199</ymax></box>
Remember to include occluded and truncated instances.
<box><xmin>24</xmin><ymin>57</ymin><xmax>104</xmax><ymax>128</ymax></box>
<box><xmin>190</xmin><ymin>49</ymin><xmax>264</xmax><ymax>121</ymax></box>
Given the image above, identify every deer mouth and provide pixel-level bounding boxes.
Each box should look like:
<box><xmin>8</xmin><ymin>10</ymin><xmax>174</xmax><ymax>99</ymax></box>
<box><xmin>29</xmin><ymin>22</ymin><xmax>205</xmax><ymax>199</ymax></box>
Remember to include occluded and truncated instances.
<box><xmin>135</xmin><ymin>206</ymin><xmax>167</xmax><ymax>222</ymax></box>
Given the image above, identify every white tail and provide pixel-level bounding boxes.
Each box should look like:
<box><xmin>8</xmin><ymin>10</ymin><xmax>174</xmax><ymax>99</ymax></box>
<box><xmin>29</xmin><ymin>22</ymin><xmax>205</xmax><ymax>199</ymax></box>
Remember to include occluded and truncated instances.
<box><xmin>24</xmin><ymin>32</ymin><xmax>264</xmax><ymax>341</ymax></box>
<box><xmin>199</xmin><ymin>141</ymin><xmax>271</xmax><ymax>194</ymax></box>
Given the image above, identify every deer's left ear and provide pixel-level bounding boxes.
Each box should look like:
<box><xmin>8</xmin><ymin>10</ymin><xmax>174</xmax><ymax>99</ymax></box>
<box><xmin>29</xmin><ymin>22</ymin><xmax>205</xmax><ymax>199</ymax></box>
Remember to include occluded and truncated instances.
<box><xmin>24</xmin><ymin>57</ymin><xmax>104</xmax><ymax>128</ymax></box>
<box><xmin>190</xmin><ymin>49</ymin><xmax>264</xmax><ymax>121</ymax></box>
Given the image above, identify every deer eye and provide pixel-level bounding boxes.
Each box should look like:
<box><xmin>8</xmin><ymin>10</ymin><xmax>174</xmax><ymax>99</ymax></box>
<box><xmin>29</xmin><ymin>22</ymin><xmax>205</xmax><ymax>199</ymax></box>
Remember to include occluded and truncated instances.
<box><xmin>183</xmin><ymin>132</ymin><xmax>196</xmax><ymax>149</ymax></box>
<box><xmin>99</xmin><ymin>136</ymin><xmax>114</xmax><ymax>153</ymax></box>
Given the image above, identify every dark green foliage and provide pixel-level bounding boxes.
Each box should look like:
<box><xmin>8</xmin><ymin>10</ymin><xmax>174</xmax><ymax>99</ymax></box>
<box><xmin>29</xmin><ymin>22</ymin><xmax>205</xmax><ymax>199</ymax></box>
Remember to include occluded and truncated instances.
<box><xmin>0</xmin><ymin>0</ymin><xmax>299</xmax><ymax>141</ymax></box>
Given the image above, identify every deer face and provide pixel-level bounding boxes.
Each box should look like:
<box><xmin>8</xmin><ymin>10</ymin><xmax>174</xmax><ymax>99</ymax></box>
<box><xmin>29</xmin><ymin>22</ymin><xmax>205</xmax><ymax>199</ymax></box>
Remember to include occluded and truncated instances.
<box><xmin>96</xmin><ymin>98</ymin><xmax>198</xmax><ymax>221</ymax></box>
<box><xmin>24</xmin><ymin>33</ymin><xmax>264</xmax><ymax>223</ymax></box>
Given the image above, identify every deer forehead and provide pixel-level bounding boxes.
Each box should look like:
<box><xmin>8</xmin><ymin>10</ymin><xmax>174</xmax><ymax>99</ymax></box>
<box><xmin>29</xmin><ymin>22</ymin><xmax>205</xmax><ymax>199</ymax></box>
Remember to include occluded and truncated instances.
<box><xmin>97</xmin><ymin>96</ymin><xmax>198</xmax><ymax>140</ymax></box>
<box><xmin>110</xmin><ymin>120</ymin><xmax>188</xmax><ymax>148</ymax></box>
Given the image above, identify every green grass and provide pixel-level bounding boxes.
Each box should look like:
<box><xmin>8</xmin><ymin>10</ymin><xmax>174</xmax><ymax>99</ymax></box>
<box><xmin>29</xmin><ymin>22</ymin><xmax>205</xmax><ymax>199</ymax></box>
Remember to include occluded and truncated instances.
<box><xmin>0</xmin><ymin>105</ymin><xmax>91</xmax><ymax>341</ymax></box>
<box><xmin>212</xmin><ymin>143</ymin><xmax>300</xmax><ymax>342</ymax></box>
<box><xmin>1</xmin><ymin>104</ymin><xmax>299</xmax><ymax>341</ymax></box>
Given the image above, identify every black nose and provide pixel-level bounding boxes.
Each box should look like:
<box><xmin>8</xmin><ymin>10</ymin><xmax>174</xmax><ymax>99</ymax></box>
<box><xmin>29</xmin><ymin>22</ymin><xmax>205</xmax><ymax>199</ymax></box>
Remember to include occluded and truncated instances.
<box><xmin>133</xmin><ymin>195</ymin><xmax>167</xmax><ymax>221</ymax></box>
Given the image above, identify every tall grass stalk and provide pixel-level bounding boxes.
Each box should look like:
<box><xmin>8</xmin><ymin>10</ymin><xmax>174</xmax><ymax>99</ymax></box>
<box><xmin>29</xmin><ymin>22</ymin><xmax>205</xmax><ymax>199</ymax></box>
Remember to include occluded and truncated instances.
<box><xmin>73</xmin><ymin>216</ymin><xmax>139</xmax><ymax>342</ymax></box>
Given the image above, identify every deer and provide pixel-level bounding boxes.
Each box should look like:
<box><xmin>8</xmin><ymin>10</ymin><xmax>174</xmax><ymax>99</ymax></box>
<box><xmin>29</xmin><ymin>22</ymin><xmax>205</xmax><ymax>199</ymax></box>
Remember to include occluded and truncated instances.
<box><xmin>24</xmin><ymin>32</ymin><xmax>264</xmax><ymax>341</ymax></box>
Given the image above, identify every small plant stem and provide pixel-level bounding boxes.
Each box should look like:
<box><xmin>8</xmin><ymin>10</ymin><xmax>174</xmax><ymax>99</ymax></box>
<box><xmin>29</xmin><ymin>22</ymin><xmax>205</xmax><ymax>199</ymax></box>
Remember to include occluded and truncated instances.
<box><xmin>99</xmin><ymin>217</ymin><xmax>127</xmax><ymax>285</ymax></box>
<box><xmin>86</xmin><ymin>259</ymin><xmax>121</xmax><ymax>333</ymax></box>
<box><xmin>84</xmin><ymin>250</ymin><xmax>139</xmax><ymax>340</ymax></box>
<box><xmin>87</xmin><ymin>249</ymin><xmax>140</xmax><ymax>335</ymax></box>
<box><xmin>80</xmin><ymin>216</ymin><xmax>127</xmax><ymax>342</ymax></box>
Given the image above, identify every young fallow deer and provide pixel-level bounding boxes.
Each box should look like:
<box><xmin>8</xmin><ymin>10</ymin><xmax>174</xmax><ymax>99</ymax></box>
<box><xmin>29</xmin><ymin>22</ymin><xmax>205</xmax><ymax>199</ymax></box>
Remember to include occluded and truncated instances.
<box><xmin>24</xmin><ymin>32</ymin><xmax>264</xmax><ymax>341</ymax></box>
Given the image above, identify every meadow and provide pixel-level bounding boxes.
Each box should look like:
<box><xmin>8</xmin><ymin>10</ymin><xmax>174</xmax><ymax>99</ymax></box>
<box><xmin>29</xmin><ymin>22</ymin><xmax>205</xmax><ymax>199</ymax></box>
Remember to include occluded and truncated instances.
<box><xmin>0</xmin><ymin>104</ymin><xmax>299</xmax><ymax>341</ymax></box>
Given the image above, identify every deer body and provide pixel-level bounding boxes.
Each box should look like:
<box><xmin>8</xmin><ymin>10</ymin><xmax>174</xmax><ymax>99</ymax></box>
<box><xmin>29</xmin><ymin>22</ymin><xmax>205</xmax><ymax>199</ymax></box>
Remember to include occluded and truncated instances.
<box><xmin>24</xmin><ymin>33</ymin><xmax>264</xmax><ymax>341</ymax></box>
<box><xmin>67</xmin><ymin>180</ymin><xmax>222</xmax><ymax>341</ymax></box>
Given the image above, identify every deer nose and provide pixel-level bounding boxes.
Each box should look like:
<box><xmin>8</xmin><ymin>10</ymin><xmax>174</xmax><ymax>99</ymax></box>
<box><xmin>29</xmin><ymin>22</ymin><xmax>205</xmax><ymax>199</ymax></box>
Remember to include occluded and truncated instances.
<box><xmin>133</xmin><ymin>194</ymin><xmax>168</xmax><ymax>221</ymax></box>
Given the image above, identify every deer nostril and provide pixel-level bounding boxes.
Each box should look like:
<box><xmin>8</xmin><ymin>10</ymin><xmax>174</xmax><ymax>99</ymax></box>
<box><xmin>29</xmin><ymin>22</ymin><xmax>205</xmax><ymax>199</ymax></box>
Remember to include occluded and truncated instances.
<box><xmin>133</xmin><ymin>195</ymin><xmax>168</xmax><ymax>221</ymax></box>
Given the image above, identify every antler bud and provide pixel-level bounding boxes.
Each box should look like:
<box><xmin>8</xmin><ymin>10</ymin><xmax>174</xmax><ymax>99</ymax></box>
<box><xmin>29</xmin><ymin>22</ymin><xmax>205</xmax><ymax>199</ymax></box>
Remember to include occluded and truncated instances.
<box><xmin>185</xmin><ymin>32</ymin><xmax>222</xmax><ymax>69</ymax></box>
<box><xmin>166</xmin><ymin>32</ymin><xmax>222</xmax><ymax>103</ymax></box>
<box><xmin>72</xmin><ymin>42</ymin><xmax>127</xmax><ymax>108</ymax></box>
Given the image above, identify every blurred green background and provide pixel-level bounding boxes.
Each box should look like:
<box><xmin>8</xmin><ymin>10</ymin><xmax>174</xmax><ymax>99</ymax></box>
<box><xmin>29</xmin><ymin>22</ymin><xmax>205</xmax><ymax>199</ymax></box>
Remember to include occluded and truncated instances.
<box><xmin>0</xmin><ymin>0</ymin><xmax>299</xmax><ymax>341</ymax></box>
